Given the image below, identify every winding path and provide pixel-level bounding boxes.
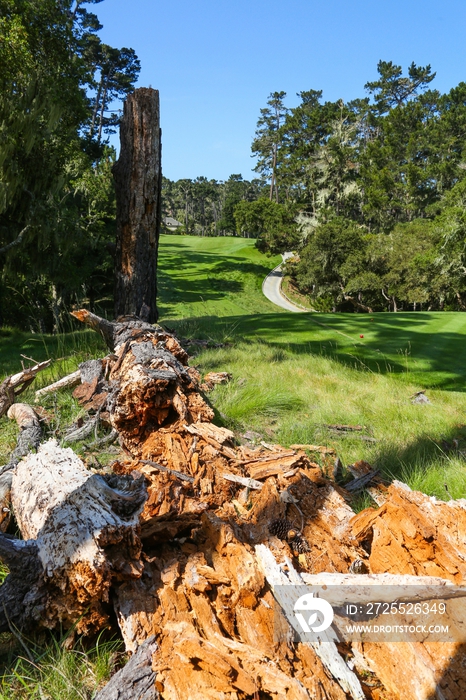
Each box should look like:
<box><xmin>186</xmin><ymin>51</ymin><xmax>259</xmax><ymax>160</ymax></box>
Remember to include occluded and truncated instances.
<box><xmin>262</xmin><ymin>253</ymin><xmax>308</xmax><ymax>313</ymax></box>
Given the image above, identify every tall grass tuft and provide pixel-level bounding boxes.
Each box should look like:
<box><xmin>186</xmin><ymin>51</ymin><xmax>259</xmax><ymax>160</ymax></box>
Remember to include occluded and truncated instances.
<box><xmin>0</xmin><ymin>635</ymin><xmax>124</xmax><ymax>699</ymax></box>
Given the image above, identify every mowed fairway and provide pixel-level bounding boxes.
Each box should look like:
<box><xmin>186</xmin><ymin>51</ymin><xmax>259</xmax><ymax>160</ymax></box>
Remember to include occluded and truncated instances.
<box><xmin>158</xmin><ymin>235</ymin><xmax>466</xmax><ymax>391</ymax></box>
<box><xmin>158</xmin><ymin>235</ymin><xmax>466</xmax><ymax>500</ymax></box>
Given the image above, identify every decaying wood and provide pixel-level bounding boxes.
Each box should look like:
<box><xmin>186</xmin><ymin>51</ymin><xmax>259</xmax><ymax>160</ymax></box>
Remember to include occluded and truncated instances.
<box><xmin>345</xmin><ymin>469</ymin><xmax>380</xmax><ymax>493</ymax></box>
<box><xmin>0</xmin><ymin>403</ymin><xmax>42</xmax><ymax>530</ymax></box>
<box><xmin>94</xmin><ymin>636</ymin><xmax>159</xmax><ymax>700</ymax></box>
<box><xmin>299</xmin><ymin>572</ymin><xmax>465</xmax><ymax>603</ymax></box>
<box><xmin>71</xmin><ymin>310</ymin><xmax>214</xmax><ymax>457</ymax></box>
<box><xmin>113</xmin><ymin>88</ymin><xmax>161</xmax><ymax>322</ymax></box>
<box><xmin>0</xmin><ymin>359</ymin><xmax>51</xmax><ymax>418</ymax></box>
<box><xmin>222</xmin><ymin>472</ymin><xmax>263</xmax><ymax>490</ymax></box>
<box><xmin>255</xmin><ymin>544</ymin><xmax>366</xmax><ymax>700</ymax></box>
<box><xmin>5</xmin><ymin>312</ymin><xmax>466</xmax><ymax>699</ymax></box>
<box><xmin>351</xmin><ymin>480</ymin><xmax>466</xmax><ymax>581</ymax></box>
<box><xmin>34</xmin><ymin>369</ymin><xmax>81</xmax><ymax>400</ymax></box>
<box><xmin>200</xmin><ymin>371</ymin><xmax>232</xmax><ymax>391</ymax></box>
<box><xmin>2</xmin><ymin>403</ymin><xmax>42</xmax><ymax>473</ymax></box>
<box><xmin>0</xmin><ymin>440</ymin><xmax>148</xmax><ymax>634</ymax></box>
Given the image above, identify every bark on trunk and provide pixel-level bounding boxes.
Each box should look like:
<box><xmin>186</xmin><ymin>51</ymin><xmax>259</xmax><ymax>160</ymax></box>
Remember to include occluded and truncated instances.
<box><xmin>113</xmin><ymin>88</ymin><xmax>161</xmax><ymax>323</ymax></box>
<box><xmin>94</xmin><ymin>636</ymin><xmax>159</xmax><ymax>700</ymax></box>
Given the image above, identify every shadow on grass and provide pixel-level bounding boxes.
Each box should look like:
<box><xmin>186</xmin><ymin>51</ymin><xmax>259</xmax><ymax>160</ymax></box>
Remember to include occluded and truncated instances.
<box><xmin>0</xmin><ymin>328</ymin><xmax>105</xmax><ymax>379</ymax></box>
<box><xmin>158</xmin><ymin>244</ymin><xmax>275</xmax><ymax>313</ymax></box>
<box><xmin>162</xmin><ymin>312</ymin><xmax>466</xmax><ymax>391</ymax></box>
<box><xmin>369</xmin><ymin>425</ymin><xmax>466</xmax><ymax>499</ymax></box>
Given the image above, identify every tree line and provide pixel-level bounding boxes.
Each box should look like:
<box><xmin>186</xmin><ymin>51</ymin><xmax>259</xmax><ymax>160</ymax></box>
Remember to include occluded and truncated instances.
<box><xmin>161</xmin><ymin>175</ymin><xmax>263</xmax><ymax>236</ymax></box>
<box><xmin>246</xmin><ymin>62</ymin><xmax>466</xmax><ymax>311</ymax></box>
<box><xmin>0</xmin><ymin>0</ymin><xmax>139</xmax><ymax>330</ymax></box>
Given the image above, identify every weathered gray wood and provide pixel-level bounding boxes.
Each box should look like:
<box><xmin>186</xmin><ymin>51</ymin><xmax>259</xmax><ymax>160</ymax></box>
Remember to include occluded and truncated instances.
<box><xmin>113</xmin><ymin>88</ymin><xmax>161</xmax><ymax>323</ymax></box>
<box><xmin>345</xmin><ymin>469</ymin><xmax>380</xmax><ymax>493</ymax></box>
<box><xmin>255</xmin><ymin>544</ymin><xmax>366</xmax><ymax>700</ymax></box>
<box><xmin>0</xmin><ymin>360</ymin><xmax>51</xmax><ymax>418</ymax></box>
<box><xmin>0</xmin><ymin>404</ymin><xmax>42</xmax><ymax>476</ymax></box>
<box><xmin>0</xmin><ymin>535</ymin><xmax>42</xmax><ymax>633</ymax></box>
<box><xmin>0</xmin><ymin>440</ymin><xmax>148</xmax><ymax>634</ymax></box>
<box><xmin>35</xmin><ymin>370</ymin><xmax>81</xmax><ymax>400</ymax></box>
<box><xmin>299</xmin><ymin>572</ymin><xmax>465</xmax><ymax>604</ymax></box>
<box><xmin>222</xmin><ymin>472</ymin><xmax>263</xmax><ymax>490</ymax></box>
<box><xmin>94</xmin><ymin>636</ymin><xmax>159</xmax><ymax>700</ymax></box>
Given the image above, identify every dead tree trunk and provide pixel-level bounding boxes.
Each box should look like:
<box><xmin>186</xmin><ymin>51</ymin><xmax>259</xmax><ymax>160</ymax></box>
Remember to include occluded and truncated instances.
<box><xmin>113</xmin><ymin>88</ymin><xmax>161</xmax><ymax>323</ymax></box>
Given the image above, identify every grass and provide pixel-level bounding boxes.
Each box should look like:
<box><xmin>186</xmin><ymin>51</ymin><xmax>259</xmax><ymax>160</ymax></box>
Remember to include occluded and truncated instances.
<box><xmin>0</xmin><ymin>633</ymin><xmax>124</xmax><ymax>699</ymax></box>
<box><xmin>196</xmin><ymin>341</ymin><xmax>466</xmax><ymax>500</ymax></box>
<box><xmin>158</xmin><ymin>235</ymin><xmax>466</xmax><ymax>391</ymax></box>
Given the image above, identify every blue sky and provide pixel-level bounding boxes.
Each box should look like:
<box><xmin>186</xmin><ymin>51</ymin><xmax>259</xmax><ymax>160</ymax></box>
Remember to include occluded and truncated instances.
<box><xmin>95</xmin><ymin>0</ymin><xmax>466</xmax><ymax>182</ymax></box>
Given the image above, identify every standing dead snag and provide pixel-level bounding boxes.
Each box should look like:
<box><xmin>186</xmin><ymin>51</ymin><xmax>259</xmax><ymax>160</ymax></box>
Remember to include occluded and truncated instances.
<box><xmin>113</xmin><ymin>87</ymin><xmax>162</xmax><ymax>323</ymax></box>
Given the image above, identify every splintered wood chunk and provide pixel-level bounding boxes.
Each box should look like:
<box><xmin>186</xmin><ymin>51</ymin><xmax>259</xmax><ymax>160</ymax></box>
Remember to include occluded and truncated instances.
<box><xmin>222</xmin><ymin>473</ymin><xmax>263</xmax><ymax>490</ymax></box>
<box><xmin>200</xmin><ymin>478</ymin><xmax>213</xmax><ymax>495</ymax></box>
<box><xmin>200</xmin><ymin>372</ymin><xmax>232</xmax><ymax>391</ymax></box>
<box><xmin>347</xmin><ymin>460</ymin><xmax>374</xmax><ymax>477</ymax></box>
<box><xmin>289</xmin><ymin>444</ymin><xmax>336</xmax><ymax>454</ymax></box>
<box><xmin>367</xmin><ymin>484</ymin><xmax>388</xmax><ymax>505</ymax></box>
<box><xmin>185</xmin><ymin>422</ymin><xmax>235</xmax><ymax>445</ymax></box>
<box><xmin>345</xmin><ymin>469</ymin><xmax>379</xmax><ymax>493</ymax></box>
<box><xmin>327</xmin><ymin>424</ymin><xmax>364</xmax><ymax>432</ymax></box>
<box><xmin>1</xmin><ymin>360</ymin><xmax>52</xmax><ymax>418</ymax></box>
<box><xmin>351</xmin><ymin>480</ymin><xmax>466</xmax><ymax>582</ymax></box>
<box><xmin>248</xmin><ymin>455</ymin><xmax>300</xmax><ymax>480</ymax></box>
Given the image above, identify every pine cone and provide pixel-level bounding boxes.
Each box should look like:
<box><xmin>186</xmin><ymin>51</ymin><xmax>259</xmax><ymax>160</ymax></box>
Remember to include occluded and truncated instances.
<box><xmin>269</xmin><ymin>519</ymin><xmax>309</xmax><ymax>553</ymax></box>
<box><xmin>269</xmin><ymin>518</ymin><xmax>295</xmax><ymax>540</ymax></box>
<box><xmin>289</xmin><ymin>534</ymin><xmax>310</xmax><ymax>554</ymax></box>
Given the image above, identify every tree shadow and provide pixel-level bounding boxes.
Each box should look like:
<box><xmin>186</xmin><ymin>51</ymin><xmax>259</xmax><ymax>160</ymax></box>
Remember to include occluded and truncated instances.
<box><xmin>162</xmin><ymin>312</ymin><xmax>466</xmax><ymax>391</ymax></box>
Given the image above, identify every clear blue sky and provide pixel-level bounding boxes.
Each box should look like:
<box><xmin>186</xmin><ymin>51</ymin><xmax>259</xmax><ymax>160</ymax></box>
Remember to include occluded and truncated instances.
<box><xmin>95</xmin><ymin>0</ymin><xmax>466</xmax><ymax>182</ymax></box>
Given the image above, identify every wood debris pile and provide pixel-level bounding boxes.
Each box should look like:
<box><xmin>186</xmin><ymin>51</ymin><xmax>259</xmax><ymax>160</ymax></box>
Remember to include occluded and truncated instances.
<box><xmin>1</xmin><ymin>310</ymin><xmax>466</xmax><ymax>700</ymax></box>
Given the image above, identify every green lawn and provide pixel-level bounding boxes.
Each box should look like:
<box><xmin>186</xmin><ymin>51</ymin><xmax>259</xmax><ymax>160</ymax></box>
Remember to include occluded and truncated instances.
<box><xmin>158</xmin><ymin>234</ymin><xmax>282</xmax><ymax>320</ymax></box>
<box><xmin>158</xmin><ymin>234</ymin><xmax>466</xmax><ymax>391</ymax></box>
<box><xmin>156</xmin><ymin>235</ymin><xmax>466</xmax><ymax>501</ymax></box>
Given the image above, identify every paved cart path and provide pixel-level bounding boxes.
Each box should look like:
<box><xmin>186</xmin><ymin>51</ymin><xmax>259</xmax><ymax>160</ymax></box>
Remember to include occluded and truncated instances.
<box><xmin>262</xmin><ymin>253</ymin><xmax>308</xmax><ymax>313</ymax></box>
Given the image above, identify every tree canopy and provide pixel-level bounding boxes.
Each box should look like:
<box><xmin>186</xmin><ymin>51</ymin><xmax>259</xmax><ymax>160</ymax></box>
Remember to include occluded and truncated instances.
<box><xmin>0</xmin><ymin>0</ymin><xmax>140</xmax><ymax>330</ymax></box>
<box><xmin>250</xmin><ymin>61</ymin><xmax>466</xmax><ymax>311</ymax></box>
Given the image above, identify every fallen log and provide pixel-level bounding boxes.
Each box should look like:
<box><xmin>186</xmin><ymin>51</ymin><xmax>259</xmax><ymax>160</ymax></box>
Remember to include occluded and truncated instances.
<box><xmin>0</xmin><ymin>439</ymin><xmax>148</xmax><ymax>635</ymax></box>
<box><xmin>71</xmin><ymin>310</ymin><xmax>214</xmax><ymax>456</ymax></box>
<box><xmin>5</xmin><ymin>313</ymin><xmax>466</xmax><ymax>699</ymax></box>
<box><xmin>0</xmin><ymin>403</ymin><xmax>42</xmax><ymax>530</ymax></box>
